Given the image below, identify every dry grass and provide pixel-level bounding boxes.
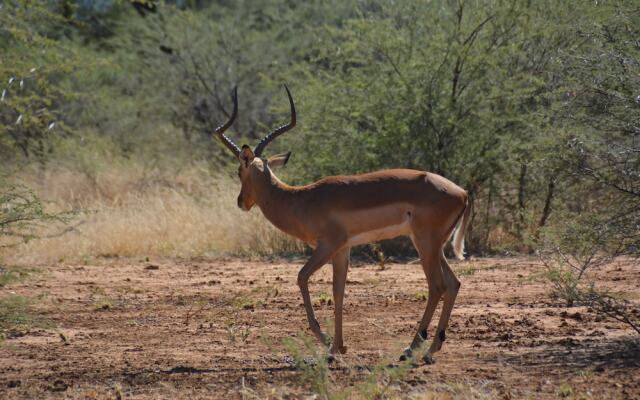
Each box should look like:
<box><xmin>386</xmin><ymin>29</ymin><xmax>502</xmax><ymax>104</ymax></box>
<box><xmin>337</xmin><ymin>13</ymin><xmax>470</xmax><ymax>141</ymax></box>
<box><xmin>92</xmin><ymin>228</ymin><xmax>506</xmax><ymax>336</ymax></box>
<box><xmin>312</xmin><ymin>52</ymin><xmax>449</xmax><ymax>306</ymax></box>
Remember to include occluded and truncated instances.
<box><xmin>2</xmin><ymin>162</ymin><xmax>304</xmax><ymax>265</ymax></box>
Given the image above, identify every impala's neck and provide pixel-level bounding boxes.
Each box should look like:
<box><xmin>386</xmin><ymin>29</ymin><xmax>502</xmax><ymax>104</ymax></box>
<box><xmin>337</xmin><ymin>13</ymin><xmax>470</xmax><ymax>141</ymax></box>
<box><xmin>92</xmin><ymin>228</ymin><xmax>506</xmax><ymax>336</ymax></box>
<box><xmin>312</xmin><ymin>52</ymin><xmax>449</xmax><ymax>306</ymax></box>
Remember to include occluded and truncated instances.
<box><xmin>252</xmin><ymin>165</ymin><xmax>302</xmax><ymax>238</ymax></box>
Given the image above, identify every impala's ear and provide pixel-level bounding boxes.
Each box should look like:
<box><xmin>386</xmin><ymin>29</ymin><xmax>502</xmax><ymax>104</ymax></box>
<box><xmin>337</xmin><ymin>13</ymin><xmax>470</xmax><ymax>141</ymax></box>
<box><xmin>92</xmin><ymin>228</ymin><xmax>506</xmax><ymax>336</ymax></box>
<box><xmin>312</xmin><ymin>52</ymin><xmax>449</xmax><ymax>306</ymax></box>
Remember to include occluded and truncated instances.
<box><xmin>239</xmin><ymin>145</ymin><xmax>255</xmax><ymax>168</ymax></box>
<box><xmin>267</xmin><ymin>151</ymin><xmax>291</xmax><ymax>169</ymax></box>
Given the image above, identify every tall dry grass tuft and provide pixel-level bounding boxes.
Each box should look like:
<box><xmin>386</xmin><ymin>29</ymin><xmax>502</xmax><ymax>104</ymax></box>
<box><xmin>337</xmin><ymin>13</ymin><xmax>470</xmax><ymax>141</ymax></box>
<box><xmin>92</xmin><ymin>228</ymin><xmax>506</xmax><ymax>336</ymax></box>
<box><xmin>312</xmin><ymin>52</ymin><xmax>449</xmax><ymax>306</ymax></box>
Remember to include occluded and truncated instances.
<box><xmin>3</xmin><ymin>163</ymin><xmax>304</xmax><ymax>265</ymax></box>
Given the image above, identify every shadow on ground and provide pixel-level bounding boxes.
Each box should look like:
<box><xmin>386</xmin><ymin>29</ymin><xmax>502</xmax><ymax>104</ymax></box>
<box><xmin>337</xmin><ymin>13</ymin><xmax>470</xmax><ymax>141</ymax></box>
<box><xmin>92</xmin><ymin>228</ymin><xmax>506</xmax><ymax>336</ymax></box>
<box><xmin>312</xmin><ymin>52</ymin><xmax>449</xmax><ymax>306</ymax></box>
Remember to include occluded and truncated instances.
<box><xmin>500</xmin><ymin>336</ymin><xmax>640</xmax><ymax>370</ymax></box>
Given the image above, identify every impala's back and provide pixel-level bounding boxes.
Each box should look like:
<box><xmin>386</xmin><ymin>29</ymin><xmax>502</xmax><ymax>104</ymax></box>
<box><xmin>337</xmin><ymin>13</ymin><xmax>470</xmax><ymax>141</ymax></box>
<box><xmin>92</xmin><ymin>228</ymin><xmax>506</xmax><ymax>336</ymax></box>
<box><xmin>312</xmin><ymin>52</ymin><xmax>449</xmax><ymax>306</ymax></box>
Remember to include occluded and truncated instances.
<box><xmin>289</xmin><ymin>169</ymin><xmax>467</xmax><ymax>246</ymax></box>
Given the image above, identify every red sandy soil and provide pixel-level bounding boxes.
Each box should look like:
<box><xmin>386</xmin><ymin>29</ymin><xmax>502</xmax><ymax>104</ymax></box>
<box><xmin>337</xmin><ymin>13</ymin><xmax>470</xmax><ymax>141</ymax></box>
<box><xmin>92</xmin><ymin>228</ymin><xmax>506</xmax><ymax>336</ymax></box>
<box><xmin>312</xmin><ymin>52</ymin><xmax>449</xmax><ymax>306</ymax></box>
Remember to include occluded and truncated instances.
<box><xmin>1</xmin><ymin>256</ymin><xmax>638</xmax><ymax>399</ymax></box>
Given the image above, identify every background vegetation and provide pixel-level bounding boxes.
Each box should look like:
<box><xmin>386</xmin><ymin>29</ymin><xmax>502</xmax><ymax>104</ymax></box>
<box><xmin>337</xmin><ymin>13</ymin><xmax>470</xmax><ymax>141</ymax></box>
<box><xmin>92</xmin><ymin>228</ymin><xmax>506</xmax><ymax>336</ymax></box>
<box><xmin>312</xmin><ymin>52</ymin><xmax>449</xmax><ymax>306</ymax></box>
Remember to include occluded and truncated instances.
<box><xmin>0</xmin><ymin>0</ymin><xmax>638</xmax><ymax>327</ymax></box>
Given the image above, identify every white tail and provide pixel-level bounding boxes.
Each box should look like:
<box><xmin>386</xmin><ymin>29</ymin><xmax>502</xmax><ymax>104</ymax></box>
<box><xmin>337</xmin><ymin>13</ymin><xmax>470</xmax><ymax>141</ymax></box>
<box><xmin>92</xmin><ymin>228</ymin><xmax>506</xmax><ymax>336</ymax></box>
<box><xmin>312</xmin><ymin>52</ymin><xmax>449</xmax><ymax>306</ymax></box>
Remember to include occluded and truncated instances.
<box><xmin>452</xmin><ymin>200</ymin><xmax>471</xmax><ymax>260</ymax></box>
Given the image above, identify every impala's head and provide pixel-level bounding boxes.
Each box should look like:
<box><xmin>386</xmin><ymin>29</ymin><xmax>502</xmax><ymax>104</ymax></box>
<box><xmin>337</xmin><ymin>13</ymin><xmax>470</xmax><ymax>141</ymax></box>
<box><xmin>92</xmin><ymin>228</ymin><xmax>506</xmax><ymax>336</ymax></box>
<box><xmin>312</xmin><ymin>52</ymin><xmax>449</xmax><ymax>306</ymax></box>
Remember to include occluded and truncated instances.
<box><xmin>213</xmin><ymin>86</ymin><xmax>296</xmax><ymax>211</ymax></box>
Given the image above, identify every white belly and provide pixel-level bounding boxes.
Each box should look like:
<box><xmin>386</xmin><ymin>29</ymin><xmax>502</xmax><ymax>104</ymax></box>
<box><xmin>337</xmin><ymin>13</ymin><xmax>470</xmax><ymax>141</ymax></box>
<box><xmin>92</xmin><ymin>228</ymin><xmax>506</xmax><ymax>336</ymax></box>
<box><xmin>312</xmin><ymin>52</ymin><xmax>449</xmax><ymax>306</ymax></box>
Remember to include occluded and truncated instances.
<box><xmin>345</xmin><ymin>218</ymin><xmax>412</xmax><ymax>247</ymax></box>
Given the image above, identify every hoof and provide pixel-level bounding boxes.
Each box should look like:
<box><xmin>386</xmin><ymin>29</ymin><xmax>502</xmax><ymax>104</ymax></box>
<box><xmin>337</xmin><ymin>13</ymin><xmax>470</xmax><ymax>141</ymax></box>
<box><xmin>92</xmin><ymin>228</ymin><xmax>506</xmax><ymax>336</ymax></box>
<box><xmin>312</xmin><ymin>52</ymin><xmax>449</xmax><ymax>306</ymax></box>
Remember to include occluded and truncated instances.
<box><xmin>330</xmin><ymin>345</ymin><xmax>347</xmax><ymax>355</ymax></box>
<box><xmin>284</xmin><ymin>355</ymin><xmax>319</xmax><ymax>365</ymax></box>
<box><xmin>282</xmin><ymin>355</ymin><xmax>296</xmax><ymax>365</ymax></box>
<box><xmin>399</xmin><ymin>348</ymin><xmax>413</xmax><ymax>362</ymax></box>
<box><xmin>422</xmin><ymin>353</ymin><xmax>436</xmax><ymax>365</ymax></box>
<box><xmin>303</xmin><ymin>356</ymin><xmax>318</xmax><ymax>365</ymax></box>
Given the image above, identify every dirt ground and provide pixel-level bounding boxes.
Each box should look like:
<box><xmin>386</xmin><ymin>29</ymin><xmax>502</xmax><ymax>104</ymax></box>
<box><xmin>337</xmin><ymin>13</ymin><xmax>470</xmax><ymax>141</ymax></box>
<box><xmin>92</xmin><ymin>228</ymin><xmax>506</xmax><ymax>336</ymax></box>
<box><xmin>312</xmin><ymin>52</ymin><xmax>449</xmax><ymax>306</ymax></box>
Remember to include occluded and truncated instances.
<box><xmin>1</xmin><ymin>256</ymin><xmax>638</xmax><ymax>399</ymax></box>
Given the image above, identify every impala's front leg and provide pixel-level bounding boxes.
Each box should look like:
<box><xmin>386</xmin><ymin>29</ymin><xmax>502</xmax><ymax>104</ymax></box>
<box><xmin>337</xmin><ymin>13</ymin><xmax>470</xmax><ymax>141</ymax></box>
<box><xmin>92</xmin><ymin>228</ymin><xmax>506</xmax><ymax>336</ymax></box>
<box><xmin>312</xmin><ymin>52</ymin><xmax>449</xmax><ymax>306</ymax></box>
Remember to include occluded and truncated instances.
<box><xmin>297</xmin><ymin>241</ymin><xmax>341</xmax><ymax>345</ymax></box>
<box><xmin>330</xmin><ymin>247</ymin><xmax>350</xmax><ymax>355</ymax></box>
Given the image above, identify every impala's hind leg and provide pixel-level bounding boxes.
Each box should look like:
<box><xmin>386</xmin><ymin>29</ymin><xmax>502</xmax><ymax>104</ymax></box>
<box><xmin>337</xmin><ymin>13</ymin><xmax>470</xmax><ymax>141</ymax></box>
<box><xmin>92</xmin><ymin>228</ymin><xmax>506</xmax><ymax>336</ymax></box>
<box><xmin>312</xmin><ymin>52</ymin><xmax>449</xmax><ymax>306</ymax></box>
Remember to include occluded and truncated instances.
<box><xmin>400</xmin><ymin>233</ymin><xmax>446</xmax><ymax>363</ymax></box>
<box><xmin>426</xmin><ymin>255</ymin><xmax>460</xmax><ymax>358</ymax></box>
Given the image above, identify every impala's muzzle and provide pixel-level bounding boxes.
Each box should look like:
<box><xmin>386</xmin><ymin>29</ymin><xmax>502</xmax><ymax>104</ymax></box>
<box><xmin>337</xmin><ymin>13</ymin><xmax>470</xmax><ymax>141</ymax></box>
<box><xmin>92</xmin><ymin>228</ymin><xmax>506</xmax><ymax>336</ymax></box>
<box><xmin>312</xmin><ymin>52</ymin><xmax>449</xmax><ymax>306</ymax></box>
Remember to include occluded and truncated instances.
<box><xmin>237</xmin><ymin>192</ymin><xmax>253</xmax><ymax>211</ymax></box>
<box><xmin>237</xmin><ymin>195</ymin><xmax>245</xmax><ymax>211</ymax></box>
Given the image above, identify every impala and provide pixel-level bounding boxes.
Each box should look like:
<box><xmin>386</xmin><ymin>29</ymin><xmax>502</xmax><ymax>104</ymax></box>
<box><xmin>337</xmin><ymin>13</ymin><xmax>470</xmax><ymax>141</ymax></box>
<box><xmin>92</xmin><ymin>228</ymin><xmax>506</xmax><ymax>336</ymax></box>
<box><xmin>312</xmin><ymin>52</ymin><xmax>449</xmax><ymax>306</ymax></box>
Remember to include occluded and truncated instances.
<box><xmin>214</xmin><ymin>86</ymin><xmax>470</xmax><ymax>364</ymax></box>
